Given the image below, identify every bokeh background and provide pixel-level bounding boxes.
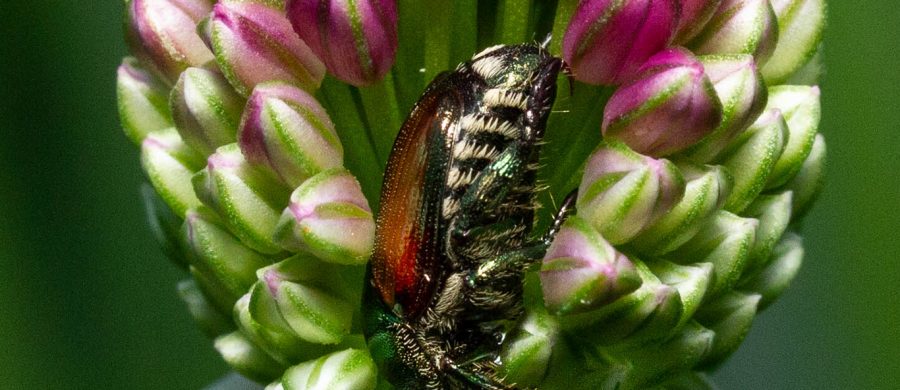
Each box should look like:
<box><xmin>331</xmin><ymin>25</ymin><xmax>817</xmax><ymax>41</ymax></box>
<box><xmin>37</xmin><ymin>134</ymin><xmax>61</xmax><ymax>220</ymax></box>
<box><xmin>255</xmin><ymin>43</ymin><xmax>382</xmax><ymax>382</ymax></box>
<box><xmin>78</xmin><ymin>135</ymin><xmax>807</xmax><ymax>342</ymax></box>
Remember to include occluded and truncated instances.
<box><xmin>1</xmin><ymin>2</ymin><xmax>897</xmax><ymax>389</ymax></box>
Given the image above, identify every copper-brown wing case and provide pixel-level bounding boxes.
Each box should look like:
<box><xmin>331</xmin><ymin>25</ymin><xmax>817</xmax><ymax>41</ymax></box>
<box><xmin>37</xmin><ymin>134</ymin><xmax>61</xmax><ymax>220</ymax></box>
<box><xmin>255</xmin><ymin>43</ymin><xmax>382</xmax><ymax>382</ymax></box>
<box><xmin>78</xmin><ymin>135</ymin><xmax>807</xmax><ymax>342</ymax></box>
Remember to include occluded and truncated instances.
<box><xmin>371</xmin><ymin>75</ymin><xmax>463</xmax><ymax>319</ymax></box>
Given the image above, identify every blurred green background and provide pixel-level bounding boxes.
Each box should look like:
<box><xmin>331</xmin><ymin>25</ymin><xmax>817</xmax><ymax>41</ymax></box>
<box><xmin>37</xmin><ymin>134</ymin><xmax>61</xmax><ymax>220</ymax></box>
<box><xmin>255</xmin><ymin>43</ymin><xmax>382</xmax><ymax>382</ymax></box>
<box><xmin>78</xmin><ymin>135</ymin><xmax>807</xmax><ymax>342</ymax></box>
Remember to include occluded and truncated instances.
<box><xmin>1</xmin><ymin>1</ymin><xmax>897</xmax><ymax>389</ymax></box>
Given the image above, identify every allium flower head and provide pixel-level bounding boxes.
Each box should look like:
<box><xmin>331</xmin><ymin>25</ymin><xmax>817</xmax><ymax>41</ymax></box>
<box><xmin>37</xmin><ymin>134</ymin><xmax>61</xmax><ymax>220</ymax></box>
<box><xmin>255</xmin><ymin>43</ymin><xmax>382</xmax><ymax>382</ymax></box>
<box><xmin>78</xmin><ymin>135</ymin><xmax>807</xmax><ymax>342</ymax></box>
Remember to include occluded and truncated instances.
<box><xmin>115</xmin><ymin>0</ymin><xmax>829</xmax><ymax>388</ymax></box>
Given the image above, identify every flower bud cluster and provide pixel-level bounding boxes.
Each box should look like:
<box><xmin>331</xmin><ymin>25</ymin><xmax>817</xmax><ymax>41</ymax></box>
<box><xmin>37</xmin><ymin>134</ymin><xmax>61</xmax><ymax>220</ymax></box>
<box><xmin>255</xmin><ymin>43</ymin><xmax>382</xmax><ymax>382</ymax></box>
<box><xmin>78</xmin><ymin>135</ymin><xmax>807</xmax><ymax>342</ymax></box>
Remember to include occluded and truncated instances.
<box><xmin>117</xmin><ymin>0</ymin><xmax>827</xmax><ymax>387</ymax></box>
<box><xmin>503</xmin><ymin>1</ymin><xmax>827</xmax><ymax>387</ymax></box>
<box><xmin>120</xmin><ymin>0</ymin><xmax>393</xmax><ymax>384</ymax></box>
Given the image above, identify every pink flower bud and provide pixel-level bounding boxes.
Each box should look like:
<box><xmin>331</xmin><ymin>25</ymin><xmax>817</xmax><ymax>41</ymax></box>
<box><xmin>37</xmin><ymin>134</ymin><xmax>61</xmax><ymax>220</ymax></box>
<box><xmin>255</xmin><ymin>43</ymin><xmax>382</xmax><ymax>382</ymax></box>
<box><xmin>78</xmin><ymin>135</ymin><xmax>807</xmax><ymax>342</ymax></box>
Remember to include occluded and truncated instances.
<box><xmin>563</xmin><ymin>0</ymin><xmax>680</xmax><ymax>85</ymax></box>
<box><xmin>286</xmin><ymin>0</ymin><xmax>398</xmax><ymax>87</ymax></box>
<box><xmin>125</xmin><ymin>0</ymin><xmax>215</xmax><ymax>83</ymax></box>
<box><xmin>540</xmin><ymin>216</ymin><xmax>641</xmax><ymax>315</ymax></box>
<box><xmin>238</xmin><ymin>83</ymin><xmax>344</xmax><ymax>188</ymax></box>
<box><xmin>603</xmin><ymin>48</ymin><xmax>723</xmax><ymax>157</ymax></box>
<box><xmin>689</xmin><ymin>0</ymin><xmax>779</xmax><ymax>66</ymax></box>
<box><xmin>674</xmin><ymin>0</ymin><xmax>724</xmax><ymax>43</ymax></box>
<box><xmin>211</xmin><ymin>2</ymin><xmax>326</xmax><ymax>96</ymax></box>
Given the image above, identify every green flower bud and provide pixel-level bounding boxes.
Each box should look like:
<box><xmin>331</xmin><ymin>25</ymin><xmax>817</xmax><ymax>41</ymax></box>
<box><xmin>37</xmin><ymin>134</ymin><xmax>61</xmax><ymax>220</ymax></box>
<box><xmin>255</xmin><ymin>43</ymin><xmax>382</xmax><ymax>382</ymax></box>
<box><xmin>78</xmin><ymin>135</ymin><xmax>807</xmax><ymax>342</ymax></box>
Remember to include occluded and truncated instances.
<box><xmin>177</xmin><ymin>278</ymin><xmax>235</xmax><ymax>338</ymax></box>
<box><xmin>190</xmin><ymin>265</ymin><xmax>239</xmax><ymax>314</ymax></box>
<box><xmin>235</xmin><ymin>292</ymin><xmax>327</xmax><ymax>365</ymax></box>
<box><xmin>500</xmin><ymin>311</ymin><xmax>559</xmax><ymax>387</ymax></box>
<box><xmin>124</xmin><ymin>0</ymin><xmax>215</xmax><ymax>84</ymax></box>
<box><xmin>184</xmin><ymin>207</ymin><xmax>273</xmax><ymax>305</ymax></box>
<box><xmin>211</xmin><ymin>1</ymin><xmax>326</xmax><ymax>96</ymax></box>
<box><xmin>739</xmin><ymin>232</ymin><xmax>804</xmax><ymax>310</ymax></box>
<box><xmin>672</xmin><ymin>211</ymin><xmax>758</xmax><ymax>297</ymax></box>
<box><xmin>632</xmin><ymin>164</ymin><xmax>732</xmax><ymax>256</ymax></box>
<box><xmin>117</xmin><ymin>57</ymin><xmax>173</xmax><ymax>145</ymax></box>
<box><xmin>281</xmin><ymin>349</ymin><xmax>377</xmax><ymax>390</ymax></box>
<box><xmin>578</xmin><ymin>141</ymin><xmax>686</xmax><ymax>244</ymax></box>
<box><xmin>540</xmin><ymin>216</ymin><xmax>641</xmax><ymax>315</ymax></box>
<box><xmin>141</xmin><ymin>183</ymin><xmax>190</xmax><ymax>269</ymax></box>
<box><xmin>762</xmin><ymin>0</ymin><xmax>828</xmax><ymax>84</ymax></box>
<box><xmin>647</xmin><ymin>260</ymin><xmax>713</xmax><ymax>328</ymax></box>
<box><xmin>690</xmin><ymin>0</ymin><xmax>779</xmax><ymax>66</ymax></box>
<box><xmin>684</xmin><ymin>54</ymin><xmax>768</xmax><ymax>163</ymax></box>
<box><xmin>274</xmin><ymin>169</ymin><xmax>374</xmax><ymax>264</ymax></box>
<box><xmin>141</xmin><ymin>128</ymin><xmax>205</xmax><ymax>216</ymax></box>
<box><xmin>611</xmin><ymin>321</ymin><xmax>715</xmax><ymax>389</ymax></box>
<box><xmin>719</xmin><ymin>109</ymin><xmax>787</xmax><ymax>213</ymax></box>
<box><xmin>171</xmin><ymin>67</ymin><xmax>245</xmax><ymax>156</ymax></box>
<box><xmin>193</xmin><ymin>143</ymin><xmax>291</xmax><ymax>254</ymax></box>
<box><xmin>743</xmin><ymin>192</ymin><xmax>793</xmax><ymax>273</ymax></box>
<box><xmin>764</xmin><ymin>85</ymin><xmax>822</xmax><ymax>189</ymax></box>
<box><xmin>250</xmin><ymin>255</ymin><xmax>357</xmax><ymax>345</ymax></box>
<box><xmin>559</xmin><ymin>260</ymin><xmax>683</xmax><ymax>345</ymax></box>
<box><xmin>239</xmin><ymin>83</ymin><xmax>344</xmax><ymax>188</ymax></box>
<box><xmin>695</xmin><ymin>291</ymin><xmax>761</xmax><ymax>368</ymax></box>
<box><xmin>215</xmin><ymin>331</ymin><xmax>287</xmax><ymax>383</ymax></box>
<box><xmin>781</xmin><ymin>134</ymin><xmax>826</xmax><ymax>218</ymax></box>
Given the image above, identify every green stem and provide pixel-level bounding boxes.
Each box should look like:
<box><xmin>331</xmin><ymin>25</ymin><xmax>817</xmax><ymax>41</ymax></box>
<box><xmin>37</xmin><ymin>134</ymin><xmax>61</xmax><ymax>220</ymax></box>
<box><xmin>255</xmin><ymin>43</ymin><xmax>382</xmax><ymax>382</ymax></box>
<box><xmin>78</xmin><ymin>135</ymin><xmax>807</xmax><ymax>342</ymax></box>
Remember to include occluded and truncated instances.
<box><xmin>395</xmin><ymin>0</ymin><xmax>425</xmax><ymax>113</ymax></box>
<box><xmin>424</xmin><ymin>1</ymin><xmax>455</xmax><ymax>84</ymax></box>
<box><xmin>317</xmin><ymin>78</ymin><xmax>383</xmax><ymax>211</ymax></box>
<box><xmin>549</xmin><ymin>0</ymin><xmax>579</xmax><ymax>55</ymax></box>
<box><xmin>358</xmin><ymin>72</ymin><xmax>402</xmax><ymax>166</ymax></box>
<box><xmin>536</xmin><ymin>83</ymin><xmax>609</xmax><ymax>227</ymax></box>
<box><xmin>450</xmin><ymin>0</ymin><xmax>479</xmax><ymax>64</ymax></box>
<box><xmin>497</xmin><ymin>0</ymin><xmax>533</xmax><ymax>44</ymax></box>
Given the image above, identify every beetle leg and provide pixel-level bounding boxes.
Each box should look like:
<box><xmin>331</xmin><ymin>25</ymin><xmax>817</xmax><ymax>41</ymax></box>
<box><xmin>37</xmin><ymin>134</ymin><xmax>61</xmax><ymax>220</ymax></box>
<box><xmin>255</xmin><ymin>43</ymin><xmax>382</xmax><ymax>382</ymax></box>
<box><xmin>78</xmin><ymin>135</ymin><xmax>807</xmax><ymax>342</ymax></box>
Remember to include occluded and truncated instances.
<box><xmin>461</xmin><ymin>245</ymin><xmax>546</xmax><ymax>321</ymax></box>
<box><xmin>542</xmin><ymin>188</ymin><xmax>578</xmax><ymax>245</ymax></box>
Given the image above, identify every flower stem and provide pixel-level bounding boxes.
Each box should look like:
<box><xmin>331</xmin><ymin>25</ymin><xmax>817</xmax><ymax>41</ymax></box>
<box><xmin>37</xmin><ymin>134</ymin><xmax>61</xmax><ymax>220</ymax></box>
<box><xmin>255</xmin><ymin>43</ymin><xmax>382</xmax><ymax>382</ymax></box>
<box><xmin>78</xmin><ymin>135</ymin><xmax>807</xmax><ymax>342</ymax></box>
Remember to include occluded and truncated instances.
<box><xmin>394</xmin><ymin>0</ymin><xmax>425</xmax><ymax>113</ymax></box>
<box><xmin>357</xmin><ymin>73</ymin><xmax>402</xmax><ymax>165</ymax></box>
<box><xmin>549</xmin><ymin>0</ymin><xmax>579</xmax><ymax>55</ymax></box>
<box><xmin>496</xmin><ymin>0</ymin><xmax>533</xmax><ymax>44</ymax></box>
<box><xmin>317</xmin><ymin>78</ymin><xmax>383</xmax><ymax>210</ymax></box>
<box><xmin>423</xmin><ymin>1</ymin><xmax>454</xmax><ymax>84</ymax></box>
<box><xmin>450</xmin><ymin>0</ymin><xmax>479</xmax><ymax>63</ymax></box>
<box><xmin>537</xmin><ymin>83</ymin><xmax>609</xmax><ymax>225</ymax></box>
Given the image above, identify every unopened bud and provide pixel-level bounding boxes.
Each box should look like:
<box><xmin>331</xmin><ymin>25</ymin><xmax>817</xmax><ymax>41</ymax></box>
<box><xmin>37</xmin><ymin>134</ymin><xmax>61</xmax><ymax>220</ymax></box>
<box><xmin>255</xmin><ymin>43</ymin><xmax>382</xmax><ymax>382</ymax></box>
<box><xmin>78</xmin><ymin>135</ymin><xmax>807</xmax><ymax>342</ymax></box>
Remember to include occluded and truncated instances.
<box><xmin>719</xmin><ymin>109</ymin><xmax>787</xmax><ymax>213</ymax></box>
<box><xmin>603</xmin><ymin>48</ymin><xmax>723</xmax><ymax>157</ymax></box>
<box><xmin>214</xmin><ymin>331</ymin><xmax>287</xmax><ymax>383</ymax></box>
<box><xmin>177</xmin><ymin>279</ymin><xmax>235</xmax><ymax>339</ymax></box>
<box><xmin>141</xmin><ymin>128</ymin><xmax>205</xmax><ymax>216</ymax></box>
<box><xmin>762</xmin><ymin>0</ymin><xmax>827</xmax><ymax>83</ymax></box>
<box><xmin>563</xmin><ymin>0</ymin><xmax>679</xmax><ymax>85</ymax></box>
<box><xmin>540</xmin><ymin>216</ymin><xmax>641</xmax><ymax>315</ymax></box>
<box><xmin>211</xmin><ymin>1</ymin><xmax>326</xmax><ymax>95</ymax></box>
<box><xmin>672</xmin><ymin>211</ymin><xmax>758</xmax><ymax>296</ymax></box>
<box><xmin>171</xmin><ymin>67</ymin><xmax>245</xmax><ymax>156</ymax></box>
<box><xmin>578</xmin><ymin>141</ymin><xmax>685</xmax><ymax>244</ymax></box>
<box><xmin>274</xmin><ymin>169</ymin><xmax>374</xmax><ymax>264</ymax></box>
<box><xmin>684</xmin><ymin>54</ymin><xmax>768</xmax><ymax>162</ymax></box>
<box><xmin>739</xmin><ymin>232</ymin><xmax>803</xmax><ymax>310</ymax></box>
<box><xmin>674</xmin><ymin>0</ymin><xmax>724</xmax><ymax>43</ymax></box>
<box><xmin>117</xmin><ymin>57</ymin><xmax>174</xmax><ymax>145</ymax></box>
<box><xmin>286</xmin><ymin>0</ymin><xmax>398</xmax><ymax>86</ymax></box>
<box><xmin>781</xmin><ymin>134</ymin><xmax>826</xmax><ymax>218</ymax></box>
<box><xmin>124</xmin><ymin>0</ymin><xmax>215</xmax><ymax>83</ymax></box>
<box><xmin>632</xmin><ymin>164</ymin><xmax>732</xmax><ymax>256</ymax></box>
<box><xmin>764</xmin><ymin>85</ymin><xmax>821</xmax><ymax>189</ymax></box>
<box><xmin>239</xmin><ymin>83</ymin><xmax>343</xmax><ymax>187</ymax></box>
<box><xmin>193</xmin><ymin>143</ymin><xmax>292</xmax><ymax>254</ymax></box>
<box><xmin>689</xmin><ymin>0</ymin><xmax>779</xmax><ymax>66</ymax></box>
<box><xmin>281</xmin><ymin>349</ymin><xmax>377</xmax><ymax>390</ymax></box>
<box><xmin>695</xmin><ymin>291</ymin><xmax>761</xmax><ymax>368</ymax></box>
<box><xmin>184</xmin><ymin>208</ymin><xmax>272</xmax><ymax>304</ymax></box>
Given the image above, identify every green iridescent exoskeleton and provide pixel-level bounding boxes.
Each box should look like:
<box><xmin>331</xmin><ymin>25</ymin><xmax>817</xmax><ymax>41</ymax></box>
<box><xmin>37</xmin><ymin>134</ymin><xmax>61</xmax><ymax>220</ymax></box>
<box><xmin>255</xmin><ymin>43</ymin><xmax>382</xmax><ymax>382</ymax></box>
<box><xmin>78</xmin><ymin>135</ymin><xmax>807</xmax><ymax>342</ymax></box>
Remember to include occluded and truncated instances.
<box><xmin>363</xmin><ymin>44</ymin><xmax>576</xmax><ymax>389</ymax></box>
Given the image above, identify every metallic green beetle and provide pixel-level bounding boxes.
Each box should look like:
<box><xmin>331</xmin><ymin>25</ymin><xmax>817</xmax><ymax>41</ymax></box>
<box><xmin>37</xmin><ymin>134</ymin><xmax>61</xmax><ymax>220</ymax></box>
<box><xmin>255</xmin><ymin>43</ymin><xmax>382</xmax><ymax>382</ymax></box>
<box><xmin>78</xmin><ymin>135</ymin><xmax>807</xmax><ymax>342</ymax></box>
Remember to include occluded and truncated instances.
<box><xmin>363</xmin><ymin>44</ymin><xmax>574</xmax><ymax>389</ymax></box>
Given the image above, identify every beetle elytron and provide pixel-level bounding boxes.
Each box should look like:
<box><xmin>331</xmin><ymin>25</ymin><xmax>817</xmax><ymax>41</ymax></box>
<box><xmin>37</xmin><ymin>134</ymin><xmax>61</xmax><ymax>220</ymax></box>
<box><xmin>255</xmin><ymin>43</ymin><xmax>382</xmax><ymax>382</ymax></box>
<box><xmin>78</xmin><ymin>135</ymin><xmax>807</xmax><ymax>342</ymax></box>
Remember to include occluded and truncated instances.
<box><xmin>363</xmin><ymin>44</ymin><xmax>575</xmax><ymax>389</ymax></box>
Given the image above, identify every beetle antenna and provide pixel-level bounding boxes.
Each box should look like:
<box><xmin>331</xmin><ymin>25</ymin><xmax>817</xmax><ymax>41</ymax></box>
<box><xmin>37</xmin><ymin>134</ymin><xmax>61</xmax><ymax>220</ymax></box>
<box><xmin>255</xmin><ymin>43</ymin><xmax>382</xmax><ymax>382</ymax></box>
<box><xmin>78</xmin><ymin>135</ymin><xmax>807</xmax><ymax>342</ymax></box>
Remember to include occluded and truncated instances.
<box><xmin>540</xmin><ymin>33</ymin><xmax>552</xmax><ymax>49</ymax></box>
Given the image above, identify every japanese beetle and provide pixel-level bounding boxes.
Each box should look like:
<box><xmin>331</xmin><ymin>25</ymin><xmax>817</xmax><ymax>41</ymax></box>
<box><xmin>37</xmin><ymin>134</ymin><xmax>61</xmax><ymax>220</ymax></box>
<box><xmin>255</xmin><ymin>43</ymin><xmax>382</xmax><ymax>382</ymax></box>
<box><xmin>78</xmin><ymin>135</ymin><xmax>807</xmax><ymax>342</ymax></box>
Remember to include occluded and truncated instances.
<box><xmin>363</xmin><ymin>44</ymin><xmax>574</xmax><ymax>389</ymax></box>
